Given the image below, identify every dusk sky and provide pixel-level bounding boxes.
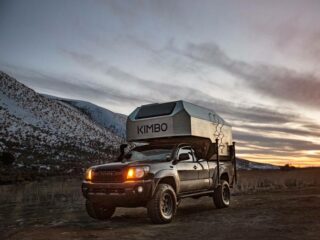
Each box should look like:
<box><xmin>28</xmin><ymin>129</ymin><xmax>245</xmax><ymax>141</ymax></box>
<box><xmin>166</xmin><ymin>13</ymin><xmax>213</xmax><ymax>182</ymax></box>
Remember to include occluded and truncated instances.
<box><xmin>1</xmin><ymin>0</ymin><xmax>320</xmax><ymax>167</ymax></box>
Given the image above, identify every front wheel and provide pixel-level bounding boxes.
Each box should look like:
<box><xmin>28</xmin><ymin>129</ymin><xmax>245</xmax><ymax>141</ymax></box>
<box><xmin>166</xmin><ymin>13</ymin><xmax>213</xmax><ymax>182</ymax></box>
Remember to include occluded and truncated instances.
<box><xmin>85</xmin><ymin>200</ymin><xmax>116</xmax><ymax>220</ymax></box>
<box><xmin>147</xmin><ymin>184</ymin><xmax>177</xmax><ymax>224</ymax></box>
<box><xmin>213</xmin><ymin>180</ymin><xmax>230</xmax><ymax>208</ymax></box>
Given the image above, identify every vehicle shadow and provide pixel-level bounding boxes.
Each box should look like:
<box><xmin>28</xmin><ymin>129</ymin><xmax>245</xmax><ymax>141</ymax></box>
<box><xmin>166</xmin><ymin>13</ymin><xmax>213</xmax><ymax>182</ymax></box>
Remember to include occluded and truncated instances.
<box><xmin>33</xmin><ymin>197</ymin><xmax>221</xmax><ymax>231</ymax></box>
<box><xmin>105</xmin><ymin>197</ymin><xmax>217</xmax><ymax>226</ymax></box>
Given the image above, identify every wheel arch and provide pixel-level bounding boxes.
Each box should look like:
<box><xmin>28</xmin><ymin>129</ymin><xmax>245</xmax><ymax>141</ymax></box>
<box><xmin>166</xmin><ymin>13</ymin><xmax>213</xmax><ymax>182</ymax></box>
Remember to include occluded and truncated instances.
<box><xmin>153</xmin><ymin>170</ymin><xmax>179</xmax><ymax>196</ymax></box>
<box><xmin>220</xmin><ymin>172</ymin><xmax>229</xmax><ymax>184</ymax></box>
<box><xmin>157</xmin><ymin>176</ymin><xmax>177</xmax><ymax>192</ymax></box>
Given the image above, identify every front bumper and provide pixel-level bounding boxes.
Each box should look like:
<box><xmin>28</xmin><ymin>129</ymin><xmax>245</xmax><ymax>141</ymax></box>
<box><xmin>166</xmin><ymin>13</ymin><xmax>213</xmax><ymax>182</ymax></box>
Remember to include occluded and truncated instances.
<box><xmin>82</xmin><ymin>180</ymin><xmax>154</xmax><ymax>207</ymax></box>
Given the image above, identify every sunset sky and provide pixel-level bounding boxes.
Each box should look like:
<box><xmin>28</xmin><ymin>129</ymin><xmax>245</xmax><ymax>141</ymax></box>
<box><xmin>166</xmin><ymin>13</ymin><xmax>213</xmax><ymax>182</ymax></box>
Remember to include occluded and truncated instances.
<box><xmin>1</xmin><ymin>0</ymin><xmax>320</xmax><ymax>167</ymax></box>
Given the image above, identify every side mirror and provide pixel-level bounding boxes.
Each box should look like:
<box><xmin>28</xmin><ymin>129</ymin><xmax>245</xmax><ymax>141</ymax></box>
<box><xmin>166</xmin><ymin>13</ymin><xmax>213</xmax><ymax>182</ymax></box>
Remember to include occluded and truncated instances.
<box><xmin>117</xmin><ymin>144</ymin><xmax>128</xmax><ymax>161</ymax></box>
<box><xmin>120</xmin><ymin>144</ymin><xmax>128</xmax><ymax>154</ymax></box>
<box><xmin>178</xmin><ymin>153</ymin><xmax>190</xmax><ymax>161</ymax></box>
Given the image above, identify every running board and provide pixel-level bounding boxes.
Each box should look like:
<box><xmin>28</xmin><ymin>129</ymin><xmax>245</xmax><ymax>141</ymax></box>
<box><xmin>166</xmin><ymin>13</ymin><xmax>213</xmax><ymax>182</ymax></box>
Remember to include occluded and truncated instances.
<box><xmin>178</xmin><ymin>190</ymin><xmax>214</xmax><ymax>199</ymax></box>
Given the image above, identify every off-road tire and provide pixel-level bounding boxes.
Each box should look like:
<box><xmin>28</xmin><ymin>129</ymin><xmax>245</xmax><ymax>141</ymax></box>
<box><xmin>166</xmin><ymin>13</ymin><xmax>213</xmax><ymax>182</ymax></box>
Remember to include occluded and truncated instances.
<box><xmin>147</xmin><ymin>183</ymin><xmax>177</xmax><ymax>224</ymax></box>
<box><xmin>213</xmin><ymin>180</ymin><xmax>230</xmax><ymax>208</ymax></box>
<box><xmin>85</xmin><ymin>200</ymin><xmax>116</xmax><ymax>220</ymax></box>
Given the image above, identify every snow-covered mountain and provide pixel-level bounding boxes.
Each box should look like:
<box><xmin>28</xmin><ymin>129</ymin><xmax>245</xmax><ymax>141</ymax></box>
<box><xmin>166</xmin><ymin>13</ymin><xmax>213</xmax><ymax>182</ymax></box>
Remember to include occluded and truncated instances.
<box><xmin>0</xmin><ymin>71</ymin><xmax>123</xmax><ymax>164</ymax></box>
<box><xmin>44</xmin><ymin>95</ymin><xmax>126</xmax><ymax>138</ymax></box>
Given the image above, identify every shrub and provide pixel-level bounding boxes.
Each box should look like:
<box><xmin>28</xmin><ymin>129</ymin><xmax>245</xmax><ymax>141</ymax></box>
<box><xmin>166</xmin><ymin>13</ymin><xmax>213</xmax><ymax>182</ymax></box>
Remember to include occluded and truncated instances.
<box><xmin>0</xmin><ymin>152</ymin><xmax>15</xmax><ymax>166</ymax></box>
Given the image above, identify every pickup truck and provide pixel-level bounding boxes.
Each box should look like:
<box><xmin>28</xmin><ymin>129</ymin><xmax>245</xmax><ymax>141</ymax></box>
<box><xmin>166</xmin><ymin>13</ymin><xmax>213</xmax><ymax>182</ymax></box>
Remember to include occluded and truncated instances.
<box><xmin>82</xmin><ymin>101</ymin><xmax>236</xmax><ymax>224</ymax></box>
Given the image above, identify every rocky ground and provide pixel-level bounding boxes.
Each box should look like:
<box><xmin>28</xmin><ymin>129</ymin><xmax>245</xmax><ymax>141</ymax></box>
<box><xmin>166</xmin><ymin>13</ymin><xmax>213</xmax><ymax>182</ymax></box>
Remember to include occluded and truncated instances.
<box><xmin>1</xmin><ymin>179</ymin><xmax>319</xmax><ymax>240</ymax></box>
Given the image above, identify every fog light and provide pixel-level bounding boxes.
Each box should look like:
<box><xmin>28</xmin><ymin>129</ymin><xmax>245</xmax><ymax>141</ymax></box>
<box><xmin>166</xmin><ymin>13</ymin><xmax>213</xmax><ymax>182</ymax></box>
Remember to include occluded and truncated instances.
<box><xmin>137</xmin><ymin>186</ymin><xmax>143</xmax><ymax>193</ymax></box>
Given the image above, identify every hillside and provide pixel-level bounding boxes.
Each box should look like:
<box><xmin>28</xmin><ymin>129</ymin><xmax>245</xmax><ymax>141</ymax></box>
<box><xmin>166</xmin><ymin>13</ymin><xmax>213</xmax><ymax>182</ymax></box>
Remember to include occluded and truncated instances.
<box><xmin>236</xmin><ymin>158</ymin><xmax>280</xmax><ymax>170</ymax></box>
<box><xmin>0</xmin><ymin>71</ymin><xmax>122</xmax><ymax>166</ymax></box>
<box><xmin>45</xmin><ymin>95</ymin><xmax>126</xmax><ymax>138</ymax></box>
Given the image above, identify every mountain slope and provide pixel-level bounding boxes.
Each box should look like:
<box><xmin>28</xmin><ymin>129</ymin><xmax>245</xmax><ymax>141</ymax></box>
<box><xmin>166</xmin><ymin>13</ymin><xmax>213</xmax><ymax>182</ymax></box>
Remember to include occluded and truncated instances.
<box><xmin>237</xmin><ymin>158</ymin><xmax>280</xmax><ymax>170</ymax></box>
<box><xmin>44</xmin><ymin>95</ymin><xmax>126</xmax><ymax>138</ymax></box>
<box><xmin>0</xmin><ymin>71</ymin><xmax>122</xmax><ymax>163</ymax></box>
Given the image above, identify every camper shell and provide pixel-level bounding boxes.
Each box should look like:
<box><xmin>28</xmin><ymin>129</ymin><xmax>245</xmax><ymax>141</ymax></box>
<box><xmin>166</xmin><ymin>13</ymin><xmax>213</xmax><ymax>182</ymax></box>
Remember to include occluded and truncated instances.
<box><xmin>82</xmin><ymin>100</ymin><xmax>237</xmax><ymax>224</ymax></box>
<box><xmin>127</xmin><ymin>100</ymin><xmax>233</xmax><ymax>158</ymax></box>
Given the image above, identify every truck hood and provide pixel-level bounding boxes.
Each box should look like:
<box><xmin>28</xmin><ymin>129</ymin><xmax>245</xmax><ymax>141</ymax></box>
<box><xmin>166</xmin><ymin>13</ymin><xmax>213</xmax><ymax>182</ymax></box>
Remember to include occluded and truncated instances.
<box><xmin>92</xmin><ymin>160</ymin><xmax>157</xmax><ymax>171</ymax></box>
<box><xmin>92</xmin><ymin>162</ymin><xmax>130</xmax><ymax>171</ymax></box>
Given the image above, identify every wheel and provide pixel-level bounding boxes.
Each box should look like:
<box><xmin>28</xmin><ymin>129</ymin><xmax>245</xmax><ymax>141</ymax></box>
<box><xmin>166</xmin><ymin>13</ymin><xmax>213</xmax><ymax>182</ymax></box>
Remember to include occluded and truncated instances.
<box><xmin>85</xmin><ymin>200</ymin><xmax>116</xmax><ymax>220</ymax></box>
<box><xmin>213</xmin><ymin>180</ymin><xmax>230</xmax><ymax>208</ymax></box>
<box><xmin>147</xmin><ymin>183</ymin><xmax>177</xmax><ymax>224</ymax></box>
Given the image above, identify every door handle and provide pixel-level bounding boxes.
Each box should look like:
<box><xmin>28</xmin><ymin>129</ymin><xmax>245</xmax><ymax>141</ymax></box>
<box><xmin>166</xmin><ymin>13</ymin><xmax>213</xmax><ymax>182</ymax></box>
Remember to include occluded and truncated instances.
<box><xmin>193</xmin><ymin>165</ymin><xmax>197</xmax><ymax>170</ymax></box>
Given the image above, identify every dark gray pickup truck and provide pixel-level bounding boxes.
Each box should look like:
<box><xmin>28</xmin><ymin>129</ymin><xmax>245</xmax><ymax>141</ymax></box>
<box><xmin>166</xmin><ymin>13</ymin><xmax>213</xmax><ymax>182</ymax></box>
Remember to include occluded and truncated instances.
<box><xmin>82</xmin><ymin>101</ymin><xmax>237</xmax><ymax>224</ymax></box>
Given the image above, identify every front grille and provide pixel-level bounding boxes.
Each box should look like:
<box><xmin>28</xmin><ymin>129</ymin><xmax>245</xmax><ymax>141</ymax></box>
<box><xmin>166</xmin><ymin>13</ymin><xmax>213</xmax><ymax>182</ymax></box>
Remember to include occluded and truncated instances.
<box><xmin>89</xmin><ymin>188</ymin><xmax>125</xmax><ymax>194</ymax></box>
<box><xmin>92</xmin><ymin>169</ymin><xmax>124</xmax><ymax>183</ymax></box>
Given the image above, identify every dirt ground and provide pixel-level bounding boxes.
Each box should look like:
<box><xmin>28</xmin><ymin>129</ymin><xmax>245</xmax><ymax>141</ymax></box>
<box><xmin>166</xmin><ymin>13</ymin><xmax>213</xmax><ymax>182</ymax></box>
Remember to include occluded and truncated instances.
<box><xmin>1</xmin><ymin>186</ymin><xmax>320</xmax><ymax>240</ymax></box>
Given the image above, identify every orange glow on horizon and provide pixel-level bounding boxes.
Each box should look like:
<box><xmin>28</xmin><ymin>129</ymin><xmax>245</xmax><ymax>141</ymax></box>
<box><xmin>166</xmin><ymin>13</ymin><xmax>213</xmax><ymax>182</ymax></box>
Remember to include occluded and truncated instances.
<box><xmin>238</xmin><ymin>154</ymin><xmax>320</xmax><ymax>168</ymax></box>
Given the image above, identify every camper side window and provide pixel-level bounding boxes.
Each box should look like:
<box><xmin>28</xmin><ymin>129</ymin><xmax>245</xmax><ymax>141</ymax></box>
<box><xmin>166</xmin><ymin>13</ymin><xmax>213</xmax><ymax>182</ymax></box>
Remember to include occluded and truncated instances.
<box><xmin>178</xmin><ymin>148</ymin><xmax>194</xmax><ymax>162</ymax></box>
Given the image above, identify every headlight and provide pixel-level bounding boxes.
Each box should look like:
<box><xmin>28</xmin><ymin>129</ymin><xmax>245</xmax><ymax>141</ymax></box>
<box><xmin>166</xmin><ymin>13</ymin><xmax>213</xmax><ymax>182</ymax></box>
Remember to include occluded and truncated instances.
<box><xmin>85</xmin><ymin>168</ymin><xmax>93</xmax><ymax>181</ymax></box>
<box><xmin>126</xmin><ymin>166</ymin><xmax>150</xmax><ymax>180</ymax></box>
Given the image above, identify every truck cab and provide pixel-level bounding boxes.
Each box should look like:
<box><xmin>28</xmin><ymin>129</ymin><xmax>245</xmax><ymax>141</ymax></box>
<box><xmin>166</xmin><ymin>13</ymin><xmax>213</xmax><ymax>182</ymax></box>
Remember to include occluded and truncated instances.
<box><xmin>82</xmin><ymin>101</ymin><xmax>237</xmax><ymax>224</ymax></box>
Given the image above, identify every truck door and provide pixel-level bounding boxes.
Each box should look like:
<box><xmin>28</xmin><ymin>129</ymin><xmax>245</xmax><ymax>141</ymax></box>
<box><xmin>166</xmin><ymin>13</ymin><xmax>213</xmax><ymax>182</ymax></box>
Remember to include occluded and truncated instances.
<box><xmin>192</xmin><ymin>149</ymin><xmax>210</xmax><ymax>190</ymax></box>
<box><xmin>176</xmin><ymin>147</ymin><xmax>202</xmax><ymax>193</ymax></box>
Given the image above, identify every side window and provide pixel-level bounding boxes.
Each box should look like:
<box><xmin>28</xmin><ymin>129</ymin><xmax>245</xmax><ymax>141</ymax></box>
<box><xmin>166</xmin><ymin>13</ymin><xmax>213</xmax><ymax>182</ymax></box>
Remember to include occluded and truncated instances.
<box><xmin>178</xmin><ymin>148</ymin><xmax>194</xmax><ymax>162</ymax></box>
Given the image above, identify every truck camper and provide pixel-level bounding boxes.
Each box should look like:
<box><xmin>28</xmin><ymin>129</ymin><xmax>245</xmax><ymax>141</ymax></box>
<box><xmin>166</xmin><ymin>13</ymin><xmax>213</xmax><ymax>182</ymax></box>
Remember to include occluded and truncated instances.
<box><xmin>82</xmin><ymin>100</ymin><xmax>237</xmax><ymax>224</ymax></box>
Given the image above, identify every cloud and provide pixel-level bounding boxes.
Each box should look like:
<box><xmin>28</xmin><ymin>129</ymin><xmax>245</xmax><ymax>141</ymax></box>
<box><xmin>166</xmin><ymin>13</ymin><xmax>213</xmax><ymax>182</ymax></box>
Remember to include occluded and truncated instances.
<box><xmin>193</xmin><ymin>99</ymin><xmax>298</xmax><ymax>124</ymax></box>
<box><xmin>0</xmin><ymin>64</ymin><xmax>148</xmax><ymax>106</ymax></box>
<box><xmin>174</xmin><ymin>42</ymin><xmax>320</xmax><ymax>109</ymax></box>
<box><xmin>237</xmin><ymin>124</ymin><xmax>320</xmax><ymax>138</ymax></box>
<box><xmin>62</xmin><ymin>49</ymin><xmax>303</xmax><ymax>126</ymax></box>
<box><xmin>234</xmin><ymin>130</ymin><xmax>320</xmax><ymax>151</ymax></box>
<box><xmin>254</xmin><ymin>17</ymin><xmax>320</xmax><ymax>63</ymax></box>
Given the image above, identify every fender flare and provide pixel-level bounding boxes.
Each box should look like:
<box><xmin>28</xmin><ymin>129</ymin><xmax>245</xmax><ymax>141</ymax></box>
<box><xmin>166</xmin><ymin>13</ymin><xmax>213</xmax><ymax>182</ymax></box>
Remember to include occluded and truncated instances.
<box><xmin>214</xmin><ymin>166</ymin><xmax>231</xmax><ymax>188</ymax></box>
<box><xmin>151</xmin><ymin>169</ymin><xmax>180</xmax><ymax>196</ymax></box>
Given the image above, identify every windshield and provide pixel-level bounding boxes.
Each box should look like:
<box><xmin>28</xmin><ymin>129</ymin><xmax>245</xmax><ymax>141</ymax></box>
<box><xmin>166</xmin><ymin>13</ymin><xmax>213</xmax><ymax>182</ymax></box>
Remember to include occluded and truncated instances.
<box><xmin>123</xmin><ymin>145</ymin><xmax>174</xmax><ymax>162</ymax></box>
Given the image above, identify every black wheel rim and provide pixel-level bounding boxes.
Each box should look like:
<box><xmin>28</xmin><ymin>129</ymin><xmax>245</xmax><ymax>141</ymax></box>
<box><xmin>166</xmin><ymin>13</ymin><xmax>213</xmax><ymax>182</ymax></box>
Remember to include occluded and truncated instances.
<box><xmin>161</xmin><ymin>192</ymin><xmax>173</xmax><ymax>218</ymax></box>
<box><xmin>222</xmin><ymin>185</ymin><xmax>230</xmax><ymax>205</ymax></box>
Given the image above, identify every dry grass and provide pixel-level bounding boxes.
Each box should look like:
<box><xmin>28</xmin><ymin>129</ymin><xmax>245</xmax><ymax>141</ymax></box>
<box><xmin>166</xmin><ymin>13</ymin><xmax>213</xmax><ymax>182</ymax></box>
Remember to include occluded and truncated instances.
<box><xmin>1</xmin><ymin>168</ymin><xmax>320</xmax><ymax>205</ymax></box>
<box><xmin>0</xmin><ymin>176</ymin><xmax>83</xmax><ymax>205</ymax></box>
<box><xmin>234</xmin><ymin>168</ymin><xmax>320</xmax><ymax>194</ymax></box>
